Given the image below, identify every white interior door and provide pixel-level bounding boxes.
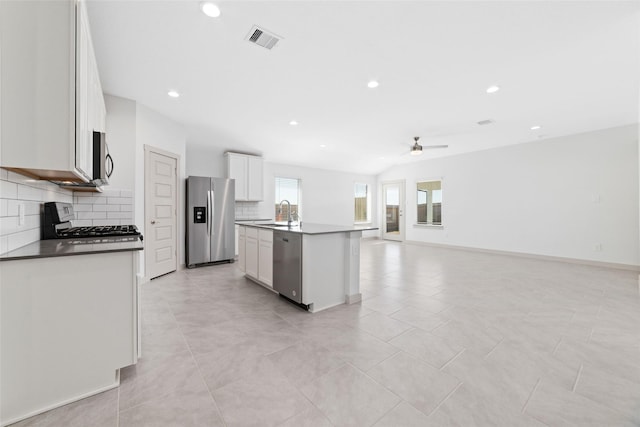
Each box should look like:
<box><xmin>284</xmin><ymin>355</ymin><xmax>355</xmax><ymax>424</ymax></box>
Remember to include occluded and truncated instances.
<box><xmin>382</xmin><ymin>181</ymin><xmax>405</xmax><ymax>241</ymax></box>
<box><xmin>145</xmin><ymin>147</ymin><xmax>178</xmax><ymax>279</ymax></box>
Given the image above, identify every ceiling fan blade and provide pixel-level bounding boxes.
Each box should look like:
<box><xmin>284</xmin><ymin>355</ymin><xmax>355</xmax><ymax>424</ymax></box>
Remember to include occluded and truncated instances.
<box><xmin>423</xmin><ymin>145</ymin><xmax>449</xmax><ymax>149</ymax></box>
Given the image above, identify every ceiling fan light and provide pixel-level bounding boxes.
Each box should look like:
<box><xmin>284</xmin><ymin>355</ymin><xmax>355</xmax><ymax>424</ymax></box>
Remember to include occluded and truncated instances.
<box><xmin>410</xmin><ymin>143</ymin><xmax>423</xmax><ymax>156</ymax></box>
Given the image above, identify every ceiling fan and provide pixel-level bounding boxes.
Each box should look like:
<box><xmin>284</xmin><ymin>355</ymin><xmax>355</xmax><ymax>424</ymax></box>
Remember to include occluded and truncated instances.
<box><xmin>410</xmin><ymin>136</ymin><xmax>448</xmax><ymax>156</ymax></box>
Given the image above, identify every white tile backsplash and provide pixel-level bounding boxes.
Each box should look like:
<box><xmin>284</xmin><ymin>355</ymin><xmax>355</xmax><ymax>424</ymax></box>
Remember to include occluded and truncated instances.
<box><xmin>235</xmin><ymin>201</ymin><xmax>263</xmax><ymax>220</ymax></box>
<box><xmin>0</xmin><ymin>169</ymin><xmax>136</xmax><ymax>254</ymax></box>
<box><xmin>72</xmin><ymin>189</ymin><xmax>134</xmax><ymax>226</ymax></box>
<box><xmin>77</xmin><ymin>211</ymin><xmax>107</xmax><ymax>220</ymax></box>
<box><xmin>0</xmin><ymin>168</ymin><xmax>73</xmax><ymax>254</ymax></box>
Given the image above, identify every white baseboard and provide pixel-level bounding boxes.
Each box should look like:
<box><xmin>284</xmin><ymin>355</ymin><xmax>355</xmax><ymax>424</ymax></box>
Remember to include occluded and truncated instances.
<box><xmin>346</xmin><ymin>293</ymin><xmax>362</xmax><ymax>304</ymax></box>
<box><xmin>403</xmin><ymin>240</ymin><xmax>640</xmax><ymax>272</ymax></box>
<box><xmin>1</xmin><ymin>379</ymin><xmax>119</xmax><ymax>427</ymax></box>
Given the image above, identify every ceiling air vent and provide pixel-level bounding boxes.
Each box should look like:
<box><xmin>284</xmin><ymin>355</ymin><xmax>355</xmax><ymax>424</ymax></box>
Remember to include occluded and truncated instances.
<box><xmin>246</xmin><ymin>25</ymin><xmax>282</xmax><ymax>50</ymax></box>
<box><xmin>477</xmin><ymin>119</ymin><xmax>495</xmax><ymax>126</ymax></box>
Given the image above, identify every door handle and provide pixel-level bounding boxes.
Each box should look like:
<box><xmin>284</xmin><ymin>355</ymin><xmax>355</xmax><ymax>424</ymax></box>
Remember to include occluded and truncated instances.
<box><xmin>207</xmin><ymin>191</ymin><xmax>212</xmax><ymax>236</ymax></box>
<box><xmin>151</xmin><ymin>219</ymin><xmax>156</xmax><ymax>224</ymax></box>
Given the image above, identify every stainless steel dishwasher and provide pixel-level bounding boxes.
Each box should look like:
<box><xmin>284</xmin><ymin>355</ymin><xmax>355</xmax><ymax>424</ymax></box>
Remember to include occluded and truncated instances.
<box><xmin>273</xmin><ymin>230</ymin><xmax>303</xmax><ymax>305</ymax></box>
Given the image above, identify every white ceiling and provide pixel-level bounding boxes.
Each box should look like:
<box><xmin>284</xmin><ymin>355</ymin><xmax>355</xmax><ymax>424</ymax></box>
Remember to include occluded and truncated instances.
<box><xmin>87</xmin><ymin>0</ymin><xmax>640</xmax><ymax>175</ymax></box>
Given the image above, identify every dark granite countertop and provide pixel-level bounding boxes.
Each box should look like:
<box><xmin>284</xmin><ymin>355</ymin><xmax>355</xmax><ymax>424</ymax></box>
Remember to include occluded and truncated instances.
<box><xmin>234</xmin><ymin>218</ymin><xmax>273</xmax><ymax>222</ymax></box>
<box><xmin>0</xmin><ymin>236</ymin><xmax>144</xmax><ymax>261</ymax></box>
<box><xmin>237</xmin><ymin>222</ymin><xmax>378</xmax><ymax>235</ymax></box>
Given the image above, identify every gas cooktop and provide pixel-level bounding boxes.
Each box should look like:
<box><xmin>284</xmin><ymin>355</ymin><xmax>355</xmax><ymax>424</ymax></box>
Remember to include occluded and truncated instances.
<box><xmin>56</xmin><ymin>225</ymin><xmax>141</xmax><ymax>238</ymax></box>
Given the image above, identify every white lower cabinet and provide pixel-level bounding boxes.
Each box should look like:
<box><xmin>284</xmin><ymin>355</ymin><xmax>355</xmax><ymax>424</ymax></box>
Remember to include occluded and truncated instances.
<box><xmin>238</xmin><ymin>225</ymin><xmax>273</xmax><ymax>289</ymax></box>
<box><xmin>258</xmin><ymin>229</ymin><xmax>273</xmax><ymax>288</ymax></box>
<box><xmin>245</xmin><ymin>227</ymin><xmax>259</xmax><ymax>279</ymax></box>
<box><xmin>238</xmin><ymin>225</ymin><xmax>246</xmax><ymax>272</ymax></box>
<box><xmin>0</xmin><ymin>250</ymin><xmax>139</xmax><ymax>425</ymax></box>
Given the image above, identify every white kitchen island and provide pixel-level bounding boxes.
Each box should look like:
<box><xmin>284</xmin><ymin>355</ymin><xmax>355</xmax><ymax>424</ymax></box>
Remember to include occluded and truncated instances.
<box><xmin>237</xmin><ymin>223</ymin><xmax>377</xmax><ymax>312</ymax></box>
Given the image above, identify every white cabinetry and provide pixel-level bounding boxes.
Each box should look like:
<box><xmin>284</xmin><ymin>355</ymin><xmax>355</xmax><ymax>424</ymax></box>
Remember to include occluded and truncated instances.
<box><xmin>1</xmin><ymin>250</ymin><xmax>139</xmax><ymax>425</ymax></box>
<box><xmin>0</xmin><ymin>0</ymin><xmax>106</xmax><ymax>183</ymax></box>
<box><xmin>238</xmin><ymin>225</ymin><xmax>273</xmax><ymax>289</ymax></box>
<box><xmin>258</xmin><ymin>229</ymin><xmax>273</xmax><ymax>288</ymax></box>
<box><xmin>237</xmin><ymin>225</ymin><xmax>246</xmax><ymax>271</ymax></box>
<box><xmin>225</xmin><ymin>153</ymin><xmax>264</xmax><ymax>201</ymax></box>
<box><xmin>245</xmin><ymin>226</ymin><xmax>259</xmax><ymax>278</ymax></box>
<box><xmin>247</xmin><ymin>156</ymin><xmax>264</xmax><ymax>201</ymax></box>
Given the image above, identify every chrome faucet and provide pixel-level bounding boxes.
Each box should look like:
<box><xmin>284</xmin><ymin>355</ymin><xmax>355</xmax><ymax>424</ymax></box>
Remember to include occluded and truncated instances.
<box><xmin>279</xmin><ymin>199</ymin><xmax>293</xmax><ymax>227</ymax></box>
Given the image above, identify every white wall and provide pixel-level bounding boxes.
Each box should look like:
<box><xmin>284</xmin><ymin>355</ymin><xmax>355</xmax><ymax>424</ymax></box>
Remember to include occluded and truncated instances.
<box><xmin>260</xmin><ymin>162</ymin><xmax>378</xmax><ymax>238</ymax></box>
<box><xmin>185</xmin><ymin>143</ymin><xmax>226</xmax><ymax>178</ymax></box>
<box><xmin>378</xmin><ymin>124</ymin><xmax>639</xmax><ymax>266</ymax></box>
<box><xmin>104</xmin><ymin>95</ymin><xmax>186</xmax><ymax>276</ymax></box>
<box><xmin>135</xmin><ymin>103</ymin><xmax>187</xmax><ymax>273</ymax></box>
<box><xmin>0</xmin><ymin>169</ymin><xmax>73</xmax><ymax>254</ymax></box>
<box><xmin>104</xmin><ymin>95</ymin><xmax>136</xmax><ymax>190</ymax></box>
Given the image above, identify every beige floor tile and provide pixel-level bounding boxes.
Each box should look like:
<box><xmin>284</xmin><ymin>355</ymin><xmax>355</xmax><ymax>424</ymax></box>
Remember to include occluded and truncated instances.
<box><xmin>428</xmin><ymin>383</ymin><xmax>545</xmax><ymax>427</ymax></box>
<box><xmin>367</xmin><ymin>352</ymin><xmax>460</xmax><ymax>416</ymax></box>
<box><xmin>277</xmin><ymin>406</ymin><xmax>334</xmax><ymax>427</ymax></box>
<box><xmin>118</xmin><ymin>351</ymin><xmax>202</xmax><ymax>411</ymax></box>
<box><xmin>524</xmin><ymin>380</ymin><xmax>627</xmax><ymax>426</ymax></box>
<box><xmin>320</xmin><ymin>329</ymin><xmax>400</xmax><ymax>371</ymax></box>
<box><xmin>441</xmin><ymin>350</ymin><xmax>536</xmax><ymax>409</ymax></box>
<box><xmin>372</xmin><ymin>402</ymin><xmax>430</xmax><ymax>426</ymax></box>
<box><xmin>212</xmin><ymin>360</ymin><xmax>311</xmax><ymax>427</ymax></box>
<box><xmin>390</xmin><ymin>307</ymin><xmax>447</xmax><ymax>332</ymax></box>
<box><xmin>267</xmin><ymin>340</ymin><xmax>346</xmax><ymax>388</ymax></box>
<box><xmin>141</xmin><ymin>323</ymin><xmax>189</xmax><ymax>361</ymax></box>
<box><xmin>349</xmin><ymin>311</ymin><xmax>413</xmax><ymax>342</ymax></box>
<box><xmin>574</xmin><ymin>362</ymin><xmax>640</xmax><ymax>420</ymax></box>
<box><xmin>180</xmin><ymin>319</ymin><xmax>248</xmax><ymax>355</ymax></box>
<box><xmin>119</xmin><ymin>379</ymin><xmax>224</xmax><ymax>427</ymax></box>
<box><xmin>195</xmin><ymin>340</ymin><xmax>267</xmax><ymax>391</ymax></box>
<box><xmin>361</xmin><ymin>295</ymin><xmax>406</xmax><ymax>315</ymax></box>
<box><xmin>430</xmin><ymin>319</ymin><xmax>503</xmax><ymax>356</ymax></box>
<box><xmin>388</xmin><ymin>327</ymin><xmax>464</xmax><ymax>369</ymax></box>
<box><xmin>301</xmin><ymin>364</ymin><xmax>400</xmax><ymax>426</ymax></box>
<box><xmin>485</xmin><ymin>338</ymin><xmax>579</xmax><ymax>391</ymax></box>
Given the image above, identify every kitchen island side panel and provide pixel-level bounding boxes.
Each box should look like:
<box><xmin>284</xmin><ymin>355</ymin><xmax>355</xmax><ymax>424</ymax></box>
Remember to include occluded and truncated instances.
<box><xmin>0</xmin><ymin>250</ymin><xmax>138</xmax><ymax>426</ymax></box>
<box><xmin>302</xmin><ymin>233</ymin><xmax>346</xmax><ymax>312</ymax></box>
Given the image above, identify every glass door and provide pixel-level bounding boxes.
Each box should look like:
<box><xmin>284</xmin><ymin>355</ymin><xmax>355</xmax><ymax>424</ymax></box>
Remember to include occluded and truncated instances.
<box><xmin>382</xmin><ymin>181</ymin><xmax>405</xmax><ymax>241</ymax></box>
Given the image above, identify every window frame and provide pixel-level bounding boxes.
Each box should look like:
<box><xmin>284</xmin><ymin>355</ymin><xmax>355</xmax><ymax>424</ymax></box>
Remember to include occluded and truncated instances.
<box><xmin>415</xmin><ymin>178</ymin><xmax>444</xmax><ymax>228</ymax></box>
<box><xmin>353</xmin><ymin>182</ymin><xmax>371</xmax><ymax>225</ymax></box>
<box><xmin>274</xmin><ymin>176</ymin><xmax>302</xmax><ymax>222</ymax></box>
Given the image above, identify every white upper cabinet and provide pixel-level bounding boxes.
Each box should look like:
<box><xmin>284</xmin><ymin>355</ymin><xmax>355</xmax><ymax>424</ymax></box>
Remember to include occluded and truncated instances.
<box><xmin>225</xmin><ymin>153</ymin><xmax>264</xmax><ymax>201</ymax></box>
<box><xmin>247</xmin><ymin>156</ymin><xmax>264</xmax><ymax>201</ymax></box>
<box><xmin>0</xmin><ymin>0</ymin><xmax>106</xmax><ymax>183</ymax></box>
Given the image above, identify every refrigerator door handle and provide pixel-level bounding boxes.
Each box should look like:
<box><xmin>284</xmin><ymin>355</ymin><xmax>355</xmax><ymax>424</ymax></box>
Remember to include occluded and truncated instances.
<box><xmin>210</xmin><ymin>190</ymin><xmax>215</xmax><ymax>237</ymax></box>
<box><xmin>207</xmin><ymin>190</ymin><xmax>212</xmax><ymax>237</ymax></box>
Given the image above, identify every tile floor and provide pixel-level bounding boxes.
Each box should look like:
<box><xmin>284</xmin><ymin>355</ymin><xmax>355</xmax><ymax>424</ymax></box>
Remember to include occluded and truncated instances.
<box><xmin>12</xmin><ymin>240</ymin><xmax>640</xmax><ymax>426</ymax></box>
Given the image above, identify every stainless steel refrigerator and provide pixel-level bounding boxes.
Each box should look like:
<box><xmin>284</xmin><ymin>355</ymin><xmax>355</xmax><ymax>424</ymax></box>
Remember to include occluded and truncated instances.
<box><xmin>186</xmin><ymin>176</ymin><xmax>235</xmax><ymax>267</ymax></box>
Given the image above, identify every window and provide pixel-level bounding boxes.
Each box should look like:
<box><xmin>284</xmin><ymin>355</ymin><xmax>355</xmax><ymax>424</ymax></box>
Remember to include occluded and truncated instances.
<box><xmin>417</xmin><ymin>180</ymin><xmax>442</xmax><ymax>225</ymax></box>
<box><xmin>354</xmin><ymin>183</ymin><xmax>370</xmax><ymax>223</ymax></box>
<box><xmin>275</xmin><ymin>177</ymin><xmax>301</xmax><ymax>222</ymax></box>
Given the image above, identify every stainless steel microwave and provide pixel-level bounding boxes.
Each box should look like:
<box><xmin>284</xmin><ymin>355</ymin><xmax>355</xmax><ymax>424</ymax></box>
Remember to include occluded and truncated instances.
<box><xmin>92</xmin><ymin>131</ymin><xmax>113</xmax><ymax>186</ymax></box>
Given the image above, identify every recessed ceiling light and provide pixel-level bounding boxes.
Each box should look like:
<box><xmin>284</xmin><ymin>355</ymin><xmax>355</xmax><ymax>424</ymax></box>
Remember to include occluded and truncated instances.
<box><xmin>486</xmin><ymin>85</ymin><xmax>500</xmax><ymax>94</ymax></box>
<box><xmin>167</xmin><ymin>90</ymin><xmax>180</xmax><ymax>98</ymax></box>
<box><xmin>530</xmin><ymin>125</ymin><xmax>542</xmax><ymax>130</ymax></box>
<box><xmin>367</xmin><ymin>80</ymin><xmax>379</xmax><ymax>89</ymax></box>
<box><xmin>319</xmin><ymin>144</ymin><xmax>326</xmax><ymax>148</ymax></box>
<box><xmin>289</xmin><ymin>120</ymin><xmax>298</xmax><ymax>126</ymax></box>
<box><xmin>201</xmin><ymin>2</ymin><xmax>221</xmax><ymax>18</ymax></box>
<box><xmin>379</xmin><ymin>157</ymin><xmax>385</xmax><ymax>160</ymax></box>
